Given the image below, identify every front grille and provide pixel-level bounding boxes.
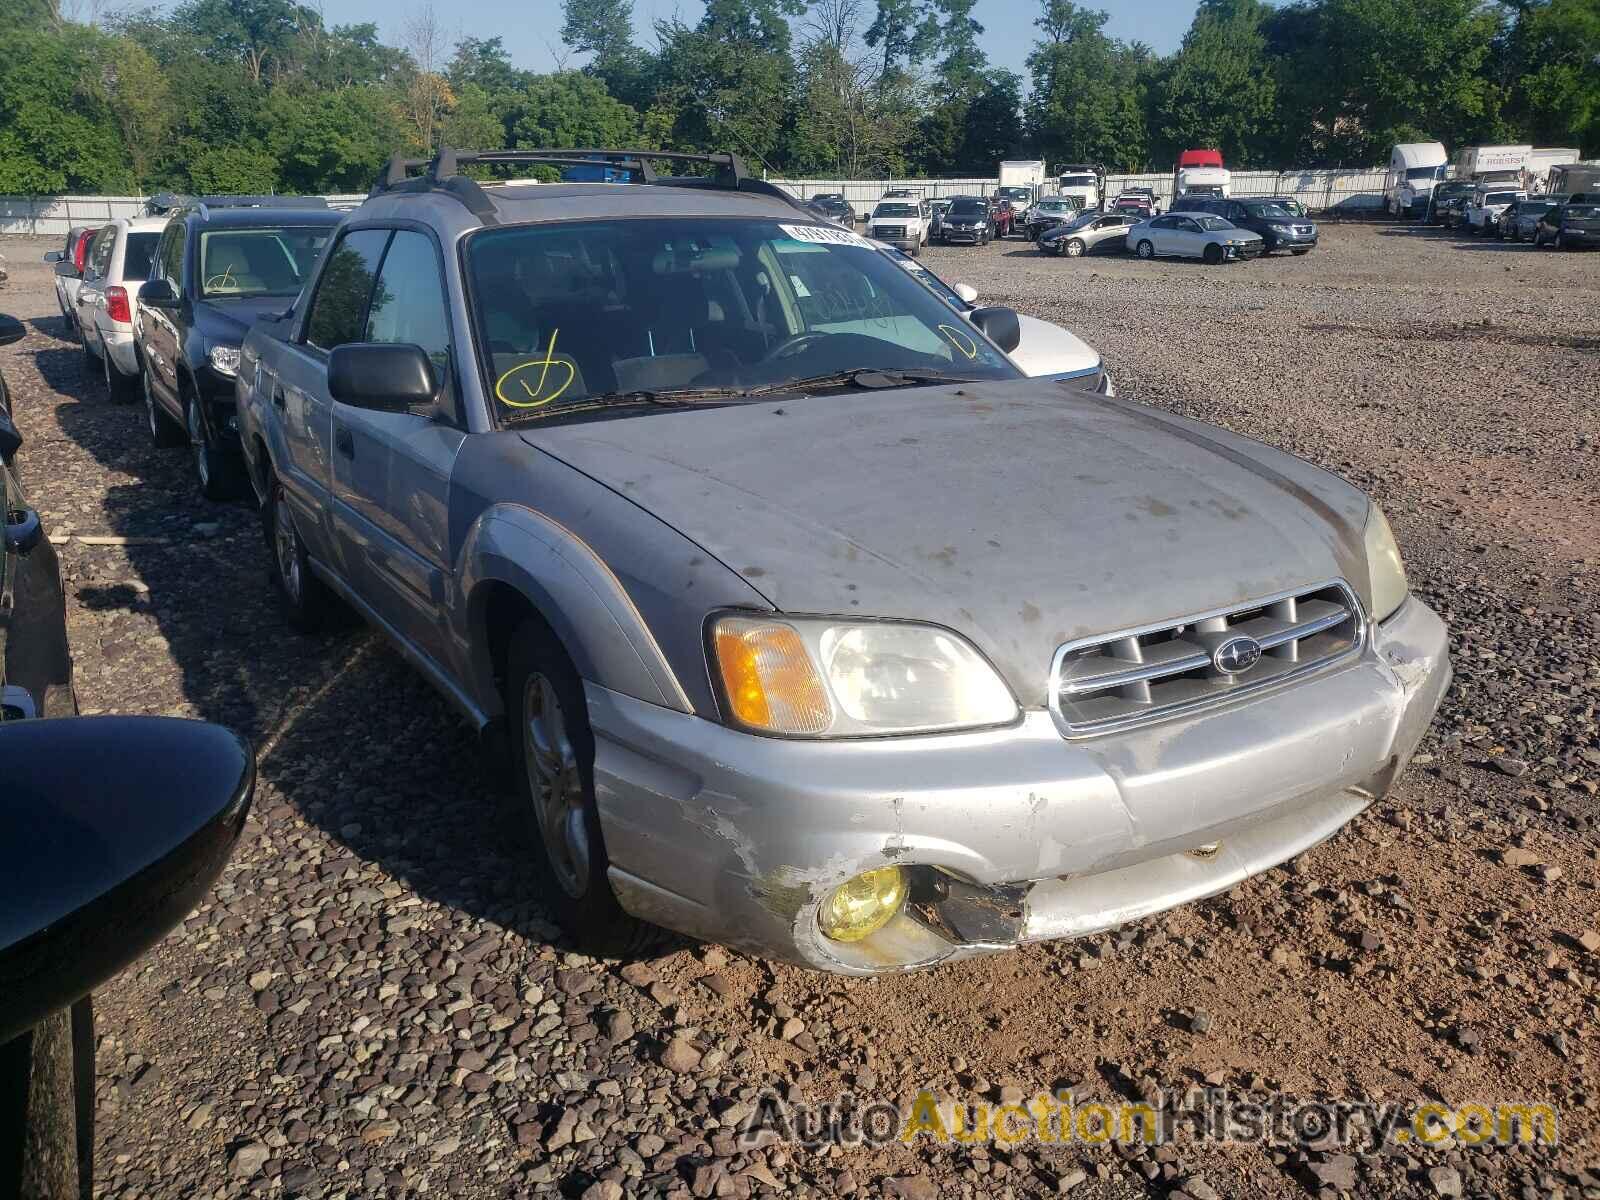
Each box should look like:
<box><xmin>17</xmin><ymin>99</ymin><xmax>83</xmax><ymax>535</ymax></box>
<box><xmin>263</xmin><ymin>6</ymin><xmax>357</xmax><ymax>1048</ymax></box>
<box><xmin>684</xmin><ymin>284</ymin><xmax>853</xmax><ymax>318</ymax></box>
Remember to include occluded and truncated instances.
<box><xmin>875</xmin><ymin>225</ymin><xmax>906</xmax><ymax>238</ymax></box>
<box><xmin>1048</xmin><ymin>582</ymin><xmax>1363</xmax><ymax>737</ymax></box>
<box><xmin>1293</xmin><ymin>224</ymin><xmax>1313</xmax><ymax>236</ymax></box>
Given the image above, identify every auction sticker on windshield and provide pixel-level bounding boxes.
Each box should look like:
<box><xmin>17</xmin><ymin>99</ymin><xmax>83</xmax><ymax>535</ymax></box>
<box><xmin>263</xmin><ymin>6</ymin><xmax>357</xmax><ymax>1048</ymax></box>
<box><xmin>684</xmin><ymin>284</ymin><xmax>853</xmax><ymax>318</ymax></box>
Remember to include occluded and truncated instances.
<box><xmin>780</xmin><ymin>223</ymin><xmax>874</xmax><ymax>248</ymax></box>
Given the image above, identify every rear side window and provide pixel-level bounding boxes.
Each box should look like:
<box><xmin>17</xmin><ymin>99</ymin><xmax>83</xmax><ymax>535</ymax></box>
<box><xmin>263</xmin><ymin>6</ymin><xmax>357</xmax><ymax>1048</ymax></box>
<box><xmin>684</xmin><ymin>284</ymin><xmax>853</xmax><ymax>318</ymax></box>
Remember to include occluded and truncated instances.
<box><xmin>123</xmin><ymin>233</ymin><xmax>159</xmax><ymax>280</ymax></box>
<box><xmin>88</xmin><ymin>228</ymin><xmax>114</xmax><ymax>278</ymax></box>
<box><xmin>304</xmin><ymin>229</ymin><xmax>389</xmax><ymax>352</ymax></box>
<box><xmin>364</xmin><ymin>230</ymin><xmax>453</xmax><ymax>394</ymax></box>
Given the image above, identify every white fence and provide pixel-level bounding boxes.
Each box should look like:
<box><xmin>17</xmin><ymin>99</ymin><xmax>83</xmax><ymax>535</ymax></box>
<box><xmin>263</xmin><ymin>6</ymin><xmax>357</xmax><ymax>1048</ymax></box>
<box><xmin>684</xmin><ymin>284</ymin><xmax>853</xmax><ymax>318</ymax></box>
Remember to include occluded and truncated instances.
<box><xmin>772</xmin><ymin>168</ymin><xmax>1393</xmax><ymax>214</ymax></box>
<box><xmin>0</xmin><ymin>193</ymin><xmax>367</xmax><ymax>237</ymax></box>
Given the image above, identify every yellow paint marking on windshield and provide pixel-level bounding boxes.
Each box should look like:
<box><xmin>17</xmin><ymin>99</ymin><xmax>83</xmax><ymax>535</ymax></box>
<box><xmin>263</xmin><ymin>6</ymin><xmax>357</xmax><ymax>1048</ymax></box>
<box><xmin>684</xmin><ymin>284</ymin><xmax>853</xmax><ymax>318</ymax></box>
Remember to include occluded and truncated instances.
<box><xmin>938</xmin><ymin>324</ymin><xmax>979</xmax><ymax>360</ymax></box>
<box><xmin>496</xmin><ymin>329</ymin><xmax>576</xmax><ymax>408</ymax></box>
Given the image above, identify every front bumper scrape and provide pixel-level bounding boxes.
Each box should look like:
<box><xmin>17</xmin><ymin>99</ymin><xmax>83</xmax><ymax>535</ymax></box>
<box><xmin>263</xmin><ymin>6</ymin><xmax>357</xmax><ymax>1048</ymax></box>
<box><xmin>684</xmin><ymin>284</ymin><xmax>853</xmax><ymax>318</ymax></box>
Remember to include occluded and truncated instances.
<box><xmin>588</xmin><ymin>596</ymin><xmax>1450</xmax><ymax>974</ymax></box>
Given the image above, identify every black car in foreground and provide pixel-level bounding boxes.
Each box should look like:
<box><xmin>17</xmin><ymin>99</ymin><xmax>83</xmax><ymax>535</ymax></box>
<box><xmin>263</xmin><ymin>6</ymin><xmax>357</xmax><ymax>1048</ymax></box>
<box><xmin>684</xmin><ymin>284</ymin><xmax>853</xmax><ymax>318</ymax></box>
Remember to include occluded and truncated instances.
<box><xmin>1</xmin><ymin>310</ymin><xmax>255</xmax><ymax>1199</ymax></box>
<box><xmin>1534</xmin><ymin>200</ymin><xmax>1600</xmax><ymax>249</ymax></box>
<box><xmin>1176</xmin><ymin>196</ymin><xmax>1318</xmax><ymax>255</ymax></box>
<box><xmin>134</xmin><ymin>197</ymin><xmax>342</xmax><ymax>500</ymax></box>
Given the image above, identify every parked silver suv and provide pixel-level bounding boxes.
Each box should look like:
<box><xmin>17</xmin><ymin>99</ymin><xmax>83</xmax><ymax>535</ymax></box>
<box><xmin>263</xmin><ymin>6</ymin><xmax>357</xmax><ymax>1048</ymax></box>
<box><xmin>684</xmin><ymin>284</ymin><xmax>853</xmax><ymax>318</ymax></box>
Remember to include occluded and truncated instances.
<box><xmin>237</xmin><ymin>149</ymin><xmax>1450</xmax><ymax>975</ymax></box>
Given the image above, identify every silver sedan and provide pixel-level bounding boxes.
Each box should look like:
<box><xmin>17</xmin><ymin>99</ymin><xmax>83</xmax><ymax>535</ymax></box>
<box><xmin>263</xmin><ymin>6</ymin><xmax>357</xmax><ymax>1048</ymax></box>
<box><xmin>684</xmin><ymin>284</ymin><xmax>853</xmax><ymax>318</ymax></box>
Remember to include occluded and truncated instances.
<box><xmin>1039</xmin><ymin>211</ymin><xmax>1141</xmax><ymax>257</ymax></box>
<box><xmin>1128</xmin><ymin>212</ymin><xmax>1265</xmax><ymax>263</ymax></box>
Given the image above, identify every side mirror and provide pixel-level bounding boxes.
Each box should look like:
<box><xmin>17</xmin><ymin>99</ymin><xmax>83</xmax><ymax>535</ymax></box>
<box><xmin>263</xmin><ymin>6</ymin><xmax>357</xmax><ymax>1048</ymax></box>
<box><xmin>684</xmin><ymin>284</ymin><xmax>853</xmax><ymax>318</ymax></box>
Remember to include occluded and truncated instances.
<box><xmin>0</xmin><ymin>407</ymin><xmax>20</xmax><ymax>464</ymax></box>
<box><xmin>952</xmin><ymin>283</ymin><xmax>979</xmax><ymax>305</ymax></box>
<box><xmin>52</xmin><ymin>260</ymin><xmax>80</xmax><ymax>281</ymax></box>
<box><xmin>0</xmin><ymin>315</ymin><xmax>24</xmax><ymax>348</ymax></box>
<box><xmin>0</xmin><ymin>717</ymin><xmax>254</xmax><ymax>1046</ymax></box>
<box><xmin>328</xmin><ymin>343</ymin><xmax>437</xmax><ymax>412</ymax></box>
<box><xmin>969</xmin><ymin>306</ymin><xmax>1022</xmax><ymax>354</ymax></box>
<box><xmin>138</xmin><ymin>278</ymin><xmax>177</xmax><ymax>308</ymax></box>
<box><xmin>42</xmin><ymin>251</ymin><xmax>63</xmax><ymax>264</ymax></box>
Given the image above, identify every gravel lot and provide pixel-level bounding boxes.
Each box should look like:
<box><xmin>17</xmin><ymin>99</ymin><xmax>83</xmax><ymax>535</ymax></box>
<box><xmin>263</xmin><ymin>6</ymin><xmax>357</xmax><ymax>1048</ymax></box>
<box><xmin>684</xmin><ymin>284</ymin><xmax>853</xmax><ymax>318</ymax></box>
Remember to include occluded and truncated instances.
<box><xmin>2</xmin><ymin>224</ymin><xmax>1598</xmax><ymax>1200</ymax></box>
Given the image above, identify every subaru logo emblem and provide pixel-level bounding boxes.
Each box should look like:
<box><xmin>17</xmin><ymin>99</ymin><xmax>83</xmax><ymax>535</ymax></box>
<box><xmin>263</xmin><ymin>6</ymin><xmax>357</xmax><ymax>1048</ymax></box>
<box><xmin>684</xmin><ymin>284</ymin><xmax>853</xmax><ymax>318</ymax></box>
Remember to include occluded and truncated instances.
<box><xmin>1213</xmin><ymin>635</ymin><xmax>1262</xmax><ymax>675</ymax></box>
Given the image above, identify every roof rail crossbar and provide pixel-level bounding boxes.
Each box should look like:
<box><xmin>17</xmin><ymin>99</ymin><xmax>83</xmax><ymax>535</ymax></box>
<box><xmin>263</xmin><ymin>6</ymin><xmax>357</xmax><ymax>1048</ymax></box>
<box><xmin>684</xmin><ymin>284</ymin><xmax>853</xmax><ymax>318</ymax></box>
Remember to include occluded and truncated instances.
<box><xmin>185</xmin><ymin>195</ymin><xmax>329</xmax><ymax>211</ymax></box>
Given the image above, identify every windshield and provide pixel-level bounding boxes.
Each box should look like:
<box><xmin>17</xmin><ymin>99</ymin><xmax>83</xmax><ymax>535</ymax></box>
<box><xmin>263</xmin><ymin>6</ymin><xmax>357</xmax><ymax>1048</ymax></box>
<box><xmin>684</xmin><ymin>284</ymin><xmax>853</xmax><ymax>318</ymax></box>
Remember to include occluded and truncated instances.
<box><xmin>466</xmin><ymin>218</ymin><xmax>1019</xmax><ymax>424</ymax></box>
<box><xmin>948</xmin><ymin>201</ymin><xmax>985</xmax><ymax>217</ymax></box>
<box><xmin>199</xmin><ymin>226</ymin><xmax>331</xmax><ymax>298</ymax></box>
<box><xmin>1037</xmin><ymin>200</ymin><xmax>1073</xmax><ymax>211</ymax></box>
<box><xmin>873</xmin><ymin>203</ymin><xmax>918</xmax><ymax>217</ymax></box>
<box><xmin>1483</xmin><ymin>192</ymin><xmax>1519</xmax><ymax>205</ymax></box>
<box><xmin>124</xmin><ymin>232</ymin><xmax>159</xmax><ymax>280</ymax></box>
<box><xmin>1244</xmin><ymin>202</ymin><xmax>1292</xmax><ymax>218</ymax></box>
<box><xmin>881</xmin><ymin>248</ymin><xmax>969</xmax><ymax>312</ymax></box>
<box><xmin>1059</xmin><ymin>176</ymin><xmax>1096</xmax><ymax>188</ymax></box>
<box><xmin>1193</xmin><ymin>216</ymin><xmax>1233</xmax><ymax>230</ymax></box>
<box><xmin>1405</xmin><ymin>166</ymin><xmax>1443</xmax><ymax>181</ymax></box>
<box><xmin>1567</xmin><ymin>205</ymin><xmax>1600</xmax><ymax>218</ymax></box>
<box><xmin>997</xmin><ymin>188</ymin><xmax>1031</xmax><ymax>200</ymax></box>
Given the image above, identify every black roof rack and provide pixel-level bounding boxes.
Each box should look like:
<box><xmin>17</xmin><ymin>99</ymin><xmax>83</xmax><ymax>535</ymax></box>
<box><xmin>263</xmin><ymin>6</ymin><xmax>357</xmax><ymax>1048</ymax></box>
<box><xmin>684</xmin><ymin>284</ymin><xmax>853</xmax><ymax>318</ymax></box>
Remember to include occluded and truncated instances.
<box><xmin>370</xmin><ymin>147</ymin><xmax>811</xmax><ymax>220</ymax></box>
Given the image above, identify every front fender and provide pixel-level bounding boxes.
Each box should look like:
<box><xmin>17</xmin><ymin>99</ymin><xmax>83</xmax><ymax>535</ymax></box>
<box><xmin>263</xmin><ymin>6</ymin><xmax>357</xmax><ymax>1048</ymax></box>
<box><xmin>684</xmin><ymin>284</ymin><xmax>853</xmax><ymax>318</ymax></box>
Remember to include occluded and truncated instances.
<box><xmin>458</xmin><ymin>505</ymin><xmax>695</xmax><ymax>717</ymax></box>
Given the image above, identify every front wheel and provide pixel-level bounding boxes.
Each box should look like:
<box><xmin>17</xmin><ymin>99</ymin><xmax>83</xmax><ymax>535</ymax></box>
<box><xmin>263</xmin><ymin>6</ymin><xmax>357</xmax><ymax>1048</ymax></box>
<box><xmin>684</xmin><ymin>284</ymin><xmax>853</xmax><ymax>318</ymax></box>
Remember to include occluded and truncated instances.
<box><xmin>143</xmin><ymin>367</ymin><xmax>185</xmax><ymax>448</ymax></box>
<box><xmin>1202</xmin><ymin>243</ymin><xmax>1223</xmax><ymax>265</ymax></box>
<box><xmin>1136</xmin><ymin>239</ymin><xmax>1155</xmax><ymax>259</ymax></box>
<box><xmin>1064</xmin><ymin>238</ymin><xmax>1085</xmax><ymax>258</ymax></box>
<box><xmin>505</xmin><ymin>619</ymin><xmax>654</xmax><ymax>955</ymax></box>
<box><xmin>264</xmin><ymin>477</ymin><xmax>331</xmax><ymax>633</ymax></box>
<box><xmin>187</xmin><ymin>392</ymin><xmax>242</xmax><ymax>501</ymax></box>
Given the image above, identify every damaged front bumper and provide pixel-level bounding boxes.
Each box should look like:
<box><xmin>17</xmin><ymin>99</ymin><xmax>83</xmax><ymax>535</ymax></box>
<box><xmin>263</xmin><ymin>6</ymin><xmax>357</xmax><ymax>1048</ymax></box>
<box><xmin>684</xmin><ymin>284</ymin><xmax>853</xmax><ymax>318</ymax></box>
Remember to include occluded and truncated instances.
<box><xmin>589</xmin><ymin>596</ymin><xmax>1450</xmax><ymax>975</ymax></box>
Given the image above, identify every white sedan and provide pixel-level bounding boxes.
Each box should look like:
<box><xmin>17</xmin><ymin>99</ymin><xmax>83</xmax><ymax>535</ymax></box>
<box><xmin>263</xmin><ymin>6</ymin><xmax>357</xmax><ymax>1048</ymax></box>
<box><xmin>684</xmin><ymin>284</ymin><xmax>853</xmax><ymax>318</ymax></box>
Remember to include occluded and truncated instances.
<box><xmin>1127</xmin><ymin>212</ymin><xmax>1264</xmax><ymax>263</ymax></box>
<box><xmin>875</xmin><ymin>242</ymin><xmax>1112</xmax><ymax>392</ymax></box>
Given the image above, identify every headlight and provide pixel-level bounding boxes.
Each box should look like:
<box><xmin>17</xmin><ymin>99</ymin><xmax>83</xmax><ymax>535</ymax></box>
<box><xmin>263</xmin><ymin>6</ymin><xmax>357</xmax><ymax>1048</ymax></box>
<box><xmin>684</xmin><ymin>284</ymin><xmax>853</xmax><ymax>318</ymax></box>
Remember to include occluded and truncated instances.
<box><xmin>1363</xmin><ymin>504</ymin><xmax>1409</xmax><ymax>621</ymax></box>
<box><xmin>209</xmin><ymin>345</ymin><xmax>240</xmax><ymax>377</ymax></box>
<box><xmin>710</xmin><ymin>614</ymin><xmax>1018</xmax><ymax>737</ymax></box>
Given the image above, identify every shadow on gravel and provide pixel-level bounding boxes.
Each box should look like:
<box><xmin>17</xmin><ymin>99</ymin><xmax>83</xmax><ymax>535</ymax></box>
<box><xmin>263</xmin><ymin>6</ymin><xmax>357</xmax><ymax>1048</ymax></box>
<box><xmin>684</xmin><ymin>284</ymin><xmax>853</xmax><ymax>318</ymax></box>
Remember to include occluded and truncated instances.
<box><xmin>41</xmin><ymin>331</ymin><xmax>603</xmax><ymax>967</ymax></box>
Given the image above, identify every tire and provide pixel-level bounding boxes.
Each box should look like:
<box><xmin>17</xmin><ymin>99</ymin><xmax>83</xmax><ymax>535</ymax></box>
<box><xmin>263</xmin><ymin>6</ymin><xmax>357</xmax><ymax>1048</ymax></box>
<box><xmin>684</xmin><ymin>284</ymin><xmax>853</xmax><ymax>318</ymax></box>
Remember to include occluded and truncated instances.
<box><xmin>1556</xmin><ymin>233</ymin><xmax>1567</xmax><ymax>251</ymax></box>
<box><xmin>79</xmin><ymin>328</ymin><xmax>96</xmax><ymax>375</ymax></box>
<box><xmin>1064</xmin><ymin>238</ymin><xmax>1085</xmax><ymax>258</ymax></box>
<box><xmin>263</xmin><ymin>476</ymin><xmax>331</xmax><ymax>633</ymax></box>
<box><xmin>186</xmin><ymin>390</ymin><xmax>242</xmax><ymax>501</ymax></box>
<box><xmin>1136</xmin><ymin>239</ymin><xmax>1155</xmax><ymax>260</ymax></box>
<box><xmin>504</xmin><ymin>617</ymin><xmax>654</xmax><ymax>955</ymax></box>
<box><xmin>103</xmin><ymin>346</ymin><xmax>135</xmax><ymax>402</ymax></box>
<box><xmin>143</xmin><ymin>365</ymin><xmax>185</xmax><ymax>448</ymax></box>
<box><xmin>1202</xmin><ymin>243</ymin><xmax>1223</xmax><ymax>265</ymax></box>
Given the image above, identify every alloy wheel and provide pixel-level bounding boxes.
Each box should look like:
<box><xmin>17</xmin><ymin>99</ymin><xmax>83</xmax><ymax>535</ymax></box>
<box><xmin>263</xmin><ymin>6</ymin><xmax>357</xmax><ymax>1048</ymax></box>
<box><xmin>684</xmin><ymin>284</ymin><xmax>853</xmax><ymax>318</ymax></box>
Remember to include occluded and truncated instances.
<box><xmin>187</xmin><ymin>396</ymin><xmax>211</xmax><ymax>491</ymax></box>
<box><xmin>274</xmin><ymin>495</ymin><xmax>302</xmax><ymax>604</ymax></box>
<box><xmin>523</xmin><ymin>673</ymin><xmax>591</xmax><ymax>898</ymax></box>
<box><xmin>1066</xmin><ymin>239</ymin><xmax>1085</xmax><ymax>258</ymax></box>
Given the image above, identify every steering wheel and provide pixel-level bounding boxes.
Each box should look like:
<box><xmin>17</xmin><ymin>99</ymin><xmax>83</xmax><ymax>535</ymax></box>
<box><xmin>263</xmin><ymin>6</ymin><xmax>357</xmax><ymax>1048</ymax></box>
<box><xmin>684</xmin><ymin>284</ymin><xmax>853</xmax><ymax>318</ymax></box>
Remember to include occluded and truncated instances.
<box><xmin>761</xmin><ymin>332</ymin><xmax>829</xmax><ymax>363</ymax></box>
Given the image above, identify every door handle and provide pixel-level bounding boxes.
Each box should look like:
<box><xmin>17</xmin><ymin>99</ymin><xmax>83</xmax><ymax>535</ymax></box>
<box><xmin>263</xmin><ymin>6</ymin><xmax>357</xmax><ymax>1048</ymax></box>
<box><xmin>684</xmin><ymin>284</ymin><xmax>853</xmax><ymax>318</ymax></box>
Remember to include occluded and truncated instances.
<box><xmin>335</xmin><ymin>427</ymin><xmax>355</xmax><ymax>459</ymax></box>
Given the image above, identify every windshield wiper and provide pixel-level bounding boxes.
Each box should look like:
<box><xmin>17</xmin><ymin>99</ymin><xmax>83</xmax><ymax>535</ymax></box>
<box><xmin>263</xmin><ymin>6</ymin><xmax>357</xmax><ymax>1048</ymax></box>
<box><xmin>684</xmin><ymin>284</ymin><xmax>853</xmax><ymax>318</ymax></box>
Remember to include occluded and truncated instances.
<box><xmin>740</xmin><ymin>368</ymin><xmax>987</xmax><ymax>397</ymax></box>
<box><xmin>499</xmin><ymin>386</ymin><xmax>745</xmax><ymax>425</ymax></box>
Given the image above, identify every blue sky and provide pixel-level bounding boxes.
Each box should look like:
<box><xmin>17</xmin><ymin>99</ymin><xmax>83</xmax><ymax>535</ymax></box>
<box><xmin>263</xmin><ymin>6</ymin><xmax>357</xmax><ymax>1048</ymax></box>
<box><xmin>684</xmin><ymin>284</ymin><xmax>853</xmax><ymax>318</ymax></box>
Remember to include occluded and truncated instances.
<box><xmin>313</xmin><ymin>0</ymin><xmax>1199</xmax><ymax>77</ymax></box>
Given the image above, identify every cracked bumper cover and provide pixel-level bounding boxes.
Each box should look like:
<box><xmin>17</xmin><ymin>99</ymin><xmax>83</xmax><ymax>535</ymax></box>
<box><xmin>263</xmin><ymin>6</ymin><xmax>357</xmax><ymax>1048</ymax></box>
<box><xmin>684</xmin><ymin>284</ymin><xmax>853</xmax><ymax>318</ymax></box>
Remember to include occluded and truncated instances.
<box><xmin>589</xmin><ymin>596</ymin><xmax>1450</xmax><ymax>974</ymax></box>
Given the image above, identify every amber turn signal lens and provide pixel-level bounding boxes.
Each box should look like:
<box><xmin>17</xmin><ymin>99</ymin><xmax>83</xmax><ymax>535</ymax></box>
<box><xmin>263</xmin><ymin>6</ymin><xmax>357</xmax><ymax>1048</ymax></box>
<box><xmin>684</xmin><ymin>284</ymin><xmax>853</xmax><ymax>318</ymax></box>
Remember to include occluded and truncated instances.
<box><xmin>712</xmin><ymin>618</ymin><xmax>831</xmax><ymax>734</ymax></box>
<box><xmin>818</xmin><ymin>866</ymin><xmax>909</xmax><ymax>943</ymax></box>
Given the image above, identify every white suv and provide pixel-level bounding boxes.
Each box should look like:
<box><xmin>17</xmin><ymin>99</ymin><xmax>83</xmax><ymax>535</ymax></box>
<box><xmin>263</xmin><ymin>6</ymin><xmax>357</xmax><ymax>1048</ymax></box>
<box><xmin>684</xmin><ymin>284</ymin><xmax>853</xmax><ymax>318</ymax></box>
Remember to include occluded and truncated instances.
<box><xmin>73</xmin><ymin>215</ymin><xmax>168</xmax><ymax>400</ymax></box>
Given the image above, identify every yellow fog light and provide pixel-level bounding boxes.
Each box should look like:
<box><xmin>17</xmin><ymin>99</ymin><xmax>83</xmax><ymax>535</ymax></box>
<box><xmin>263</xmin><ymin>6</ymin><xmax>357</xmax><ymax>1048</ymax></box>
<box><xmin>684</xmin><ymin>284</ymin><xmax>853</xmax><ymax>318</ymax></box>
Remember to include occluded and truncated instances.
<box><xmin>818</xmin><ymin>866</ymin><xmax>908</xmax><ymax>943</ymax></box>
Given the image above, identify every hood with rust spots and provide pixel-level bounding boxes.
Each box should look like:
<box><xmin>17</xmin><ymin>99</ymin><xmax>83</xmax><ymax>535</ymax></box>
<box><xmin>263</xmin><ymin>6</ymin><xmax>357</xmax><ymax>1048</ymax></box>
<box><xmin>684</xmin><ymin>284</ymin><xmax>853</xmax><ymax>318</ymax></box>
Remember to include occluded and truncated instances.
<box><xmin>521</xmin><ymin>379</ymin><xmax>1373</xmax><ymax>706</ymax></box>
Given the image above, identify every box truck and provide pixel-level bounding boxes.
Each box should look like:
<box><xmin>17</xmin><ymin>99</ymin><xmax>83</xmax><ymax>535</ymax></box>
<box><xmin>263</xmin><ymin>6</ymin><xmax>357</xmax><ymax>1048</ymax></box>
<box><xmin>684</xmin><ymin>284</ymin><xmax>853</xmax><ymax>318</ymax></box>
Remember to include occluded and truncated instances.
<box><xmin>1452</xmin><ymin>145</ymin><xmax>1531</xmax><ymax>185</ymax></box>
<box><xmin>995</xmin><ymin>160</ymin><xmax>1047</xmax><ymax>208</ymax></box>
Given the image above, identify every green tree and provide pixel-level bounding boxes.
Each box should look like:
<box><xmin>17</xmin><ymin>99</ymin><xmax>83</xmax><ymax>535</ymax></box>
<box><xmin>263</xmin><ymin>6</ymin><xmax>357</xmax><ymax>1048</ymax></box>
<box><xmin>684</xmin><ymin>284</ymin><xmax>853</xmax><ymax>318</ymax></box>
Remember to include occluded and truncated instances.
<box><xmin>0</xmin><ymin>27</ymin><xmax>126</xmax><ymax>192</ymax></box>
<box><xmin>1509</xmin><ymin>0</ymin><xmax>1600</xmax><ymax>152</ymax></box>
<box><xmin>928</xmin><ymin>0</ymin><xmax>987</xmax><ymax>93</ymax></box>
<box><xmin>1026</xmin><ymin>1</ymin><xmax>1152</xmax><ymax>171</ymax></box>
<box><xmin>512</xmin><ymin>72</ymin><xmax>642</xmax><ymax>148</ymax></box>
<box><xmin>262</xmin><ymin>85</ymin><xmax>405</xmax><ymax>190</ymax></box>
<box><xmin>560</xmin><ymin>0</ymin><xmax>636</xmax><ymax>64</ymax></box>
<box><xmin>653</xmin><ymin>14</ymin><xmax>795</xmax><ymax>165</ymax></box>
<box><xmin>863</xmin><ymin>0</ymin><xmax>938</xmax><ymax>75</ymax></box>
<box><xmin>187</xmin><ymin>143</ymin><xmax>279</xmax><ymax>191</ymax></box>
<box><xmin>1153</xmin><ymin>0</ymin><xmax>1280</xmax><ymax>165</ymax></box>
<box><xmin>170</xmin><ymin>0</ymin><xmax>319</xmax><ymax>83</ymax></box>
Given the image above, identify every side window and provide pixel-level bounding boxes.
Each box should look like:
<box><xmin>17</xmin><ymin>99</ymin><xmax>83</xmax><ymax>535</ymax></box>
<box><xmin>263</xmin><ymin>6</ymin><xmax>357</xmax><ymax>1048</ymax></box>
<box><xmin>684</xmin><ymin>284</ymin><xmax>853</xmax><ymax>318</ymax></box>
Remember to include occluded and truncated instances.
<box><xmin>89</xmin><ymin>229</ymin><xmax>114</xmax><ymax>279</ymax></box>
<box><xmin>159</xmin><ymin>227</ymin><xmax>185</xmax><ymax>294</ymax></box>
<box><xmin>304</xmin><ymin>229</ymin><xmax>389</xmax><ymax>352</ymax></box>
<box><xmin>363</xmin><ymin>230</ymin><xmax>452</xmax><ymax>393</ymax></box>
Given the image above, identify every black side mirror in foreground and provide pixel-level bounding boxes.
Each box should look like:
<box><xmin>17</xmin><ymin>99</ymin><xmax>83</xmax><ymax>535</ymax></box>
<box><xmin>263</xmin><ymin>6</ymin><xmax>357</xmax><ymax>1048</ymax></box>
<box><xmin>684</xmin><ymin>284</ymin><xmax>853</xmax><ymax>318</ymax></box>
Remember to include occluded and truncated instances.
<box><xmin>329</xmin><ymin>342</ymin><xmax>437</xmax><ymax>412</ymax></box>
<box><xmin>969</xmin><ymin>305</ymin><xmax>1023</xmax><ymax>354</ymax></box>
<box><xmin>0</xmin><ymin>316</ymin><xmax>24</xmax><ymax>348</ymax></box>
<box><xmin>136</xmin><ymin>279</ymin><xmax>177</xmax><ymax>308</ymax></box>
<box><xmin>0</xmin><ymin>408</ymin><xmax>21</xmax><ymax>465</ymax></box>
<box><xmin>0</xmin><ymin>717</ymin><xmax>254</xmax><ymax>1199</ymax></box>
